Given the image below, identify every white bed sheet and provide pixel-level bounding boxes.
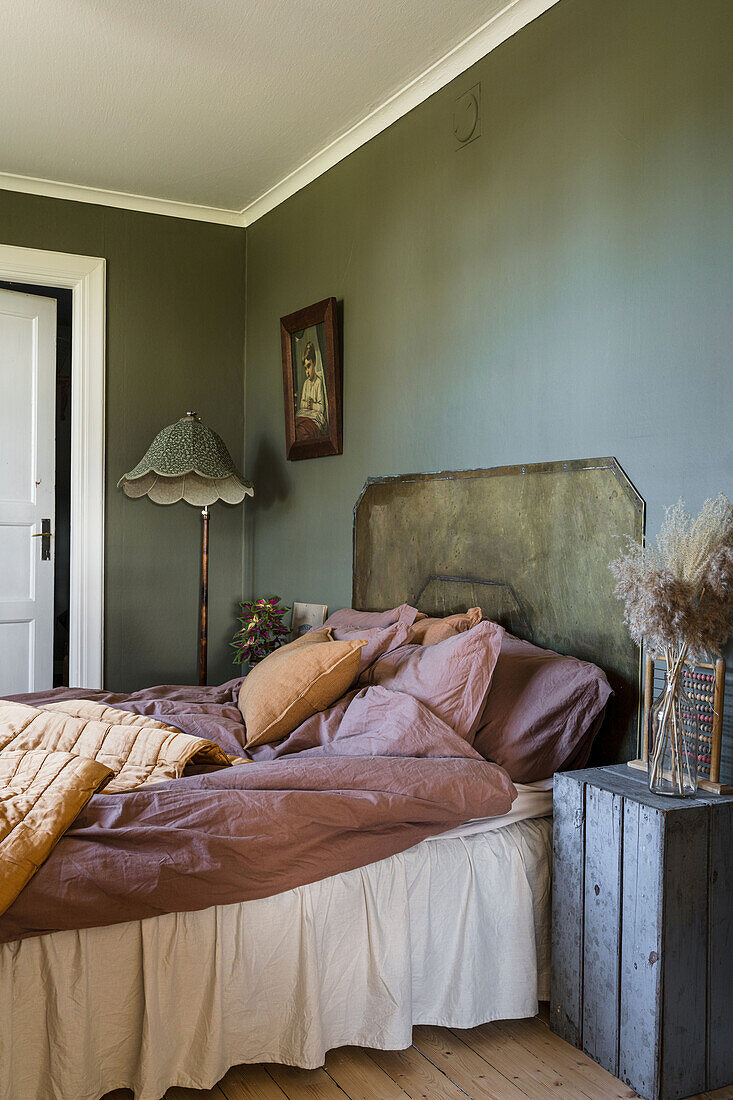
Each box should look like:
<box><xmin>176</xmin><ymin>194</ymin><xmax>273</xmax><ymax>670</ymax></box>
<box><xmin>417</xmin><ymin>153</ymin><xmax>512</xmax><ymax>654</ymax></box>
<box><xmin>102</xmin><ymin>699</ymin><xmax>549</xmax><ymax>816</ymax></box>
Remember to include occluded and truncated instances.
<box><xmin>1</xmin><ymin>813</ymin><xmax>552</xmax><ymax>1100</ymax></box>
<box><xmin>435</xmin><ymin>776</ymin><xmax>554</xmax><ymax>839</ymax></box>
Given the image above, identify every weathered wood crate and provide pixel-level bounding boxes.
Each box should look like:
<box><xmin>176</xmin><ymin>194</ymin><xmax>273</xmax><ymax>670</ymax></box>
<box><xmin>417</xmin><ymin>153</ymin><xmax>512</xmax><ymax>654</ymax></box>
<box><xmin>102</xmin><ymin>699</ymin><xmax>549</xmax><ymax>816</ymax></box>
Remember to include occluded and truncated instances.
<box><xmin>551</xmin><ymin>764</ymin><xmax>733</xmax><ymax>1100</ymax></box>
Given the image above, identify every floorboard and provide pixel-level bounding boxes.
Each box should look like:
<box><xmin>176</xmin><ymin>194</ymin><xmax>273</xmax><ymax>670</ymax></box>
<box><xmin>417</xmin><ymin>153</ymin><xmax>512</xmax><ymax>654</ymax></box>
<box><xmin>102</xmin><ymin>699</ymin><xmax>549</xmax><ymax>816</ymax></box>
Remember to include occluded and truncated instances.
<box><xmin>166</xmin><ymin>1085</ymin><xmax>226</xmax><ymax>1100</ymax></box>
<box><xmin>264</xmin><ymin>1063</ymin><xmax>348</xmax><ymax>1099</ymax></box>
<box><xmin>492</xmin><ymin>1015</ymin><xmax>636</xmax><ymax>1099</ymax></box>
<box><xmin>324</xmin><ymin>1047</ymin><xmax>410</xmax><ymax>1099</ymax></box>
<box><xmin>411</xmin><ymin>1025</ymin><xmax>528</xmax><ymax>1100</ymax></box>
<box><xmin>94</xmin><ymin>1012</ymin><xmax>733</xmax><ymax>1100</ymax></box>
<box><xmin>453</xmin><ymin>1020</ymin><xmax>595</xmax><ymax>1100</ymax></box>
<box><xmin>218</xmin><ymin>1063</ymin><xmax>288</xmax><ymax>1099</ymax></box>
<box><xmin>366</xmin><ymin>1044</ymin><xmax>471</xmax><ymax>1100</ymax></box>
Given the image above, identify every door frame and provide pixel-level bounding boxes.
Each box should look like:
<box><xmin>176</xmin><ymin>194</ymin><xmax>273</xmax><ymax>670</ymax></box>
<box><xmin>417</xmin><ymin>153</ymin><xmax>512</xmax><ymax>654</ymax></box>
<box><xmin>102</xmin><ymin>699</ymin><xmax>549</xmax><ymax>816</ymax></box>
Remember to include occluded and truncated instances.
<box><xmin>0</xmin><ymin>244</ymin><xmax>105</xmax><ymax>688</ymax></box>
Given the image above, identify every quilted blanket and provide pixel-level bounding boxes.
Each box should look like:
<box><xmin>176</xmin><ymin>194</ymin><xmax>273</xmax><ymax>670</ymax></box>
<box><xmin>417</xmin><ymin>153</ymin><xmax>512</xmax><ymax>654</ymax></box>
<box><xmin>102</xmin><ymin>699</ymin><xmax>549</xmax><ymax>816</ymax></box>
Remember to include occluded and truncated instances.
<box><xmin>0</xmin><ymin>699</ymin><xmax>234</xmax><ymax>916</ymax></box>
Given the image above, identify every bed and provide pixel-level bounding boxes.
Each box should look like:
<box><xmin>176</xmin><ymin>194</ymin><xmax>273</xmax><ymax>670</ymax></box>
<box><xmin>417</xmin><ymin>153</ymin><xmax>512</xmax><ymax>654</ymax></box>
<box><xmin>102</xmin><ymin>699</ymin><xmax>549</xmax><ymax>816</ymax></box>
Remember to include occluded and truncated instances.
<box><xmin>0</xmin><ymin>457</ymin><xmax>643</xmax><ymax>1100</ymax></box>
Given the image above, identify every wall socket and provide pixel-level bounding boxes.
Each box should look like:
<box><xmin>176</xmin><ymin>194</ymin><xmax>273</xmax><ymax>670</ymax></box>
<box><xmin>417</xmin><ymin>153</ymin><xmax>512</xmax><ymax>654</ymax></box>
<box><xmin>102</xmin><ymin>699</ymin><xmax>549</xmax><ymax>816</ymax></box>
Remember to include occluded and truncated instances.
<box><xmin>453</xmin><ymin>83</ymin><xmax>481</xmax><ymax>149</ymax></box>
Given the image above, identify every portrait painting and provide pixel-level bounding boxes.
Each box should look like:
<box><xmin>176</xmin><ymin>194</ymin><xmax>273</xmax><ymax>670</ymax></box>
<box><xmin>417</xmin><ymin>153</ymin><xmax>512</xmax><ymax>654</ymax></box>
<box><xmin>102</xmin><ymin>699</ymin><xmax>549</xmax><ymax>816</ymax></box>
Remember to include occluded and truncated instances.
<box><xmin>281</xmin><ymin>297</ymin><xmax>342</xmax><ymax>460</ymax></box>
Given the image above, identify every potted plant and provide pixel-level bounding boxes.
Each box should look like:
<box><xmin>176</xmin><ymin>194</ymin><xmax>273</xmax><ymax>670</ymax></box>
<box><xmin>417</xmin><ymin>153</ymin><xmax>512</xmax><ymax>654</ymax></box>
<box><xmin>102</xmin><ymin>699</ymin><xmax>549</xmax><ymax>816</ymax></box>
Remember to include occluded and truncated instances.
<box><xmin>231</xmin><ymin>596</ymin><xmax>291</xmax><ymax>667</ymax></box>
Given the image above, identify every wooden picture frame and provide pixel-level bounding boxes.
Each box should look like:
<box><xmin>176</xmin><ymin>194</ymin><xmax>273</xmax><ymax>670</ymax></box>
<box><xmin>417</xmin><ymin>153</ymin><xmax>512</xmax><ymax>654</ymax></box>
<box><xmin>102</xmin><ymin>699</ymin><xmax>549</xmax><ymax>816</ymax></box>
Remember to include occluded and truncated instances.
<box><xmin>280</xmin><ymin>297</ymin><xmax>342</xmax><ymax>461</ymax></box>
<box><xmin>290</xmin><ymin>601</ymin><xmax>328</xmax><ymax>640</ymax></box>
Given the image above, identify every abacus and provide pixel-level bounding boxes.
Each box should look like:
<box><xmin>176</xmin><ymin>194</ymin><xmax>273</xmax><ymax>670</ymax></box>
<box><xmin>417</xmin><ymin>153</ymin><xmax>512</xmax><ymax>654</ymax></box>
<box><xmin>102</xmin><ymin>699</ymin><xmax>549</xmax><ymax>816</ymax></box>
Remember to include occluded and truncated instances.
<box><xmin>628</xmin><ymin>653</ymin><xmax>731</xmax><ymax>794</ymax></box>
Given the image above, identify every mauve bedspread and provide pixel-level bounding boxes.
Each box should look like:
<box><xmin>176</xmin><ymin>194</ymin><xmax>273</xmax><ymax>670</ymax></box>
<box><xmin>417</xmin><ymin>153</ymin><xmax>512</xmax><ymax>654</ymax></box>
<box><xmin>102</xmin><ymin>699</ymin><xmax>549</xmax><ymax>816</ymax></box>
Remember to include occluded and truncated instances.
<box><xmin>0</xmin><ymin>679</ymin><xmax>516</xmax><ymax>944</ymax></box>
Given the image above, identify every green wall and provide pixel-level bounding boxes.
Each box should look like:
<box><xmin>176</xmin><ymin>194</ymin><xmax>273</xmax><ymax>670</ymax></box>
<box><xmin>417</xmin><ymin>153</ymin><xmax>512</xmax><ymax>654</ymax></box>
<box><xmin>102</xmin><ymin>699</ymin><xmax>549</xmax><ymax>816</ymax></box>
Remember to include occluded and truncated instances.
<box><xmin>245</xmin><ymin>0</ymin><xmax>733</xmax><ymax>628</ymax></box>
<box><xmin>4</xmin><ymin>0</ymin><xmax>730</xmax><ymax>697</ymax></box>
<box><xmin>0</xmin><ymin>190</ymin><xmax>246</xmax><ymax>690</ymax></box>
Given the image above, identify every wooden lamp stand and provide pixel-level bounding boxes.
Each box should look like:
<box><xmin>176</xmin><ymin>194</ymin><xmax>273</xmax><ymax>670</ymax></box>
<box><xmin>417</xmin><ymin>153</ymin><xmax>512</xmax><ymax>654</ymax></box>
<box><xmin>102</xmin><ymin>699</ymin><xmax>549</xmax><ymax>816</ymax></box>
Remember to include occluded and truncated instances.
<box><xmin>198</xmin><ymin>506</ymin><xmax>210</xmax><ymax>686</ymax></box>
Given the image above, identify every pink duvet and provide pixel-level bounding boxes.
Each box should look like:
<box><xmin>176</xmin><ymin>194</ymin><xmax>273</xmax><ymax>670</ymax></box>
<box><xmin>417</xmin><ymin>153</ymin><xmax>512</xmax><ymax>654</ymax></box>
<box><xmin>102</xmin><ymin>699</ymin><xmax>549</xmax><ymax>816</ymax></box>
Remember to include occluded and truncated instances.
<box><xmin>0</xmin><ymin>680</ymin><xmax>515</xmax><ymax>944</ymax></box>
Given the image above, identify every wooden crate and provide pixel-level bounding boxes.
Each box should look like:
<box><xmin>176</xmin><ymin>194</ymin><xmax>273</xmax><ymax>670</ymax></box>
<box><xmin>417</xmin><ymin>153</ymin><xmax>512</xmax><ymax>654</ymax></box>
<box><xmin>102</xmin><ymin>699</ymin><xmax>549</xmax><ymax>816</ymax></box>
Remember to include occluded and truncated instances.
<box><xmin>551</xmin><ymin>764</ymin><xmax>733</xmax><ymax>1100</ymax></box>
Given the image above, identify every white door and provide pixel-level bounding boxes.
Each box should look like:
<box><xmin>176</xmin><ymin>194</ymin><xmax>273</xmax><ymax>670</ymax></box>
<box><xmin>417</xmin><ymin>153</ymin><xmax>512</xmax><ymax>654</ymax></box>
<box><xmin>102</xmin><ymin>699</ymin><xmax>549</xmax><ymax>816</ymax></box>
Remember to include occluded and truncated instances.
<box><xmin>0</xmin><ymin>289</ymin><xmax>57</xmax><ymax>695</ymax></box>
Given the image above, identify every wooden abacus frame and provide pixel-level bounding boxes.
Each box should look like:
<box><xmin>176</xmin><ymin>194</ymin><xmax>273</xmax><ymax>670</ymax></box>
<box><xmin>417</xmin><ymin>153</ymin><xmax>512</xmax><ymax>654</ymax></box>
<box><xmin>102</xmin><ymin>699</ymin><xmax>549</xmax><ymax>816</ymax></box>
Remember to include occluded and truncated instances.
<box><xmin>628</xmin><ymin>652</ymin><xmax>731</xmax><ymax>794</ymax></box>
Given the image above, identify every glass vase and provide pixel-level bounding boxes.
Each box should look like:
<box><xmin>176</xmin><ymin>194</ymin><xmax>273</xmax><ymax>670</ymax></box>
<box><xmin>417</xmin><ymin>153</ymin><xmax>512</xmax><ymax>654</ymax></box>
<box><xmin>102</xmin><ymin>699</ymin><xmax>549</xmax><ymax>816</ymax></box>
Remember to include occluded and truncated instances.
<box><xmin>648</xmin><ymin>659</ymin><xmax>699</xmax><ymax>797</ymax></box>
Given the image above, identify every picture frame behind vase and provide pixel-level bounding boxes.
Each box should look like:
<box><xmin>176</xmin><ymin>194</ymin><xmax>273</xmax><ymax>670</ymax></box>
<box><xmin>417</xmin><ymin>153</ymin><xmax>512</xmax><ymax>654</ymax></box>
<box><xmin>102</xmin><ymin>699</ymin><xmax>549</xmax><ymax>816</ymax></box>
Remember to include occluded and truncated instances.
<box><xmin>280</xmin><ymin>297</ymin><xmax>342</xmax><ymax>461</ymax></box>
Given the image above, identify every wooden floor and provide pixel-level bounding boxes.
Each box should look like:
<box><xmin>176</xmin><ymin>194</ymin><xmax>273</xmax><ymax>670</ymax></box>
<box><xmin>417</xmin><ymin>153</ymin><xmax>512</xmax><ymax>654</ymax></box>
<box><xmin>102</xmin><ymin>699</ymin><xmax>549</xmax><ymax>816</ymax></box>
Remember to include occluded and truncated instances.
<box><xmin>102</xmin><ymin>1008</ymin><xmax>733</xmax><ymax>1100</ymax></box>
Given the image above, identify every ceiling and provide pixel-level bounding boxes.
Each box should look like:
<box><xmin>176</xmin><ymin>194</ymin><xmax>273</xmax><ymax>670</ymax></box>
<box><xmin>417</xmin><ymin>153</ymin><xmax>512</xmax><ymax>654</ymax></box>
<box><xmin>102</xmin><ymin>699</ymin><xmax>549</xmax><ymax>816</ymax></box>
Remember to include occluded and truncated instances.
<box><xmin>1</xmin><ymin>0</ymin><xmax>557</xmax><ymax>225</ymax></box>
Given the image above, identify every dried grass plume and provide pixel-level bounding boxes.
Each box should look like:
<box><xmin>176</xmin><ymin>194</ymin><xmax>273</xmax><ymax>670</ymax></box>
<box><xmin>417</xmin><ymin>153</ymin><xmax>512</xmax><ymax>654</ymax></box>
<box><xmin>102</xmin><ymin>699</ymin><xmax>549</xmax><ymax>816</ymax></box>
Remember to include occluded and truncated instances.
<box><xmin>610</xmin><ymin>493</ymin><xmax>733</xmax><ymax>659</ymax></box>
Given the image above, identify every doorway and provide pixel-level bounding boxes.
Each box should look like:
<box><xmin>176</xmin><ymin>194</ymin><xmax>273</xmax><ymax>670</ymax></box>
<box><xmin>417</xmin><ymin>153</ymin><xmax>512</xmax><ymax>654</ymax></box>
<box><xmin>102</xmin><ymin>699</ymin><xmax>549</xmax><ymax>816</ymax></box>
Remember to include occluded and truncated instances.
<box><xmin>0</xmin><ymin>281</ymin><xmax>72</xmax><ymax>687</ymax></box>
<box><xmin>0</xmin><ymin>244</ymin><xmax>105</xmax><ymax>690</ymax></box>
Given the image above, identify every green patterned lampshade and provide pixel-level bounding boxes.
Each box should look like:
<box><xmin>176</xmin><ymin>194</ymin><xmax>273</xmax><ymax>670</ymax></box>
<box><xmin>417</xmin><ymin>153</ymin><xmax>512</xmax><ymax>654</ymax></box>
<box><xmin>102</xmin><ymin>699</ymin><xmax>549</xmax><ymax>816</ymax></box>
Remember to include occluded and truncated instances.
<box><xmin>118</xmin><ymin>412</ymin><xmax>254</xmax><ymax>507</ymax></box>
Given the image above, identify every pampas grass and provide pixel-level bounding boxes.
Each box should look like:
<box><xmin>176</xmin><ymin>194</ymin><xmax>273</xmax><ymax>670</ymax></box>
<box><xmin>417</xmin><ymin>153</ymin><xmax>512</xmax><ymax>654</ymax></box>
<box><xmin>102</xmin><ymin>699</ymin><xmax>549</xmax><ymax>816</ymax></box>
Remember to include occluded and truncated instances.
<box><xmin>610</xmin><ymin>493</ymin><xmax>733</xmax><ymax>660</ymax></box>
<box><xmin>611</xmin><ymin>493</ymin><xmax>733</xmax><ymax>793</ymax></box>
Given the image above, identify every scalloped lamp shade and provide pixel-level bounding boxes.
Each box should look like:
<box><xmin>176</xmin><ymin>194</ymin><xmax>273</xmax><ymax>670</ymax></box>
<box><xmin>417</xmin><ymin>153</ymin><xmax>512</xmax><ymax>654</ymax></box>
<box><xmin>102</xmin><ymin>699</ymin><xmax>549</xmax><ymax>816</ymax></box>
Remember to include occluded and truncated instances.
<box><xmin>117</xmin><ymin>413</ymin><xmax>253</xmax><ymax>505</ymax></box>
<box><xmin>118</xmin><ymin>413</ymin><xmax>253</xmax><ymax>686</ymax></box>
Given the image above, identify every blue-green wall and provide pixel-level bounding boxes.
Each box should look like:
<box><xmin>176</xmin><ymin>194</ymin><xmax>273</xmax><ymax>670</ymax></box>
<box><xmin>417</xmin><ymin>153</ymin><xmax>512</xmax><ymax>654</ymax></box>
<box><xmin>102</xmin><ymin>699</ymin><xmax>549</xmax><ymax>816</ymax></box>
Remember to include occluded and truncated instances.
<box><xmin>244</xmin><ymin>0</ymin><xmax>733</xmax><ymax>636</ymax></box>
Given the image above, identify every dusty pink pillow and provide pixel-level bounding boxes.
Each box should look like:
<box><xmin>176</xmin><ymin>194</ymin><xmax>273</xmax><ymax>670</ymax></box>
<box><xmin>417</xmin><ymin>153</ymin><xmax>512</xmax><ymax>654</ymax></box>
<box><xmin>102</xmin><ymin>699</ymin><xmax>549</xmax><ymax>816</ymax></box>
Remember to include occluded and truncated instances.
<box><xmin>359</xmin><ymin>620</ymin><xmax>505</xmax><ymax>741</ymax></box>
<box><xmin>330</xmin><ymin>621</ymin><xmax>413</xmax><ymax>676</ymax></box>
<box><xmin>472</xmin><ymin>632</ymin><xmax>612</xmax><ymax>782</ymax></box>
<box><xmin>322</xmin><ymin>604</ymin><xmax>420</xmax><ymax>632</ymax></box>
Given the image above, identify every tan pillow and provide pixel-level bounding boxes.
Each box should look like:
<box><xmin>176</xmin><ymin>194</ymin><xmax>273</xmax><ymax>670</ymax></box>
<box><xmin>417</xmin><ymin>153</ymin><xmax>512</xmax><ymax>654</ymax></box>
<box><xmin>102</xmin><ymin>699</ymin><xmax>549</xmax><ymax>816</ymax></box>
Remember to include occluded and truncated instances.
<box><xmin>239</xmin><ymin>636</ymin><xmax>366</xmax><ymax>747</ymax></box>
<box><xmin>409</xmin><ymin>607</ymin><xmax>482</xmax><ymax>646</ymax></box>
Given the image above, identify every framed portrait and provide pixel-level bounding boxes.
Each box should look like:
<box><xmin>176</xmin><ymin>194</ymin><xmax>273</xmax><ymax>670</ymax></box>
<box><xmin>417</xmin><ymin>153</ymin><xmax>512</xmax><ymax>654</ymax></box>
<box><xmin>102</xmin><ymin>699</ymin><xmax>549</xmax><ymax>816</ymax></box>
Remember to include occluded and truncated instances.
<box><xmin>280</xmin><ymin>297</ymin><xmax>342</xmax><ymax>461</ymax></box>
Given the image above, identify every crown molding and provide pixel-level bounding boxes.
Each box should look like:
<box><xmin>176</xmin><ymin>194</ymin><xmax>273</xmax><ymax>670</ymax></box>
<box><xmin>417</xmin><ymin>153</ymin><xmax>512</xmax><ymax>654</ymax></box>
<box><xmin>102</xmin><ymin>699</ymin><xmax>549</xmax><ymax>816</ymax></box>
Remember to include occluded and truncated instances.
<box><xmin>240</xmin><ymin>0</ymin><xmax>560</xmax><ymax>225</ymax></box>
<box><xmin>0</xmin><ymin>170</ymin><xmax>245</xmax><ymax>227</ymax></box>
<box><xmin>0</xmin><ymin>0</ymin><xmax>558</xmax><ymax>229</ymax></box>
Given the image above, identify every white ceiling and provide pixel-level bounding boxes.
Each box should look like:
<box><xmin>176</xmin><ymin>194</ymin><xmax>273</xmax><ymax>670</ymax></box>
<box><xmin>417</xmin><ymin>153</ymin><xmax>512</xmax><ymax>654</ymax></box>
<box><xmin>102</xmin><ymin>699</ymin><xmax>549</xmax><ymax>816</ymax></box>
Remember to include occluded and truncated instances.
<box><xmin>0</xmin><ymin>0</ymin><xmax>557</xmax><ymax>225</ymax></box>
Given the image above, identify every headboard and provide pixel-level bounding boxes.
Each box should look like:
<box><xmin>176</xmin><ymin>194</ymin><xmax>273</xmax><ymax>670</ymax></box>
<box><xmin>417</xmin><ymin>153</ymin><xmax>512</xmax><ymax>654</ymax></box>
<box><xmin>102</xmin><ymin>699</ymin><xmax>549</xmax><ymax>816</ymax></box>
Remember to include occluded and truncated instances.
<box><xmin>353</xmin><ymin>457</ymin><xmax>645</xmax><ymax>764</ymax></box>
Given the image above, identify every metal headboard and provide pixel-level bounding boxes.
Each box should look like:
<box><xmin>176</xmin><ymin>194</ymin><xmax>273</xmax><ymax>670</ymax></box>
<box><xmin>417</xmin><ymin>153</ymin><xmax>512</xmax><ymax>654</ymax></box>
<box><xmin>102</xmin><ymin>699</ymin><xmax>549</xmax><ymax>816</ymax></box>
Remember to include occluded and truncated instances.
<box><xmin>353</xmin><ymin>457</ymin><xmax>645</xmax><ymax>764</ymax></box>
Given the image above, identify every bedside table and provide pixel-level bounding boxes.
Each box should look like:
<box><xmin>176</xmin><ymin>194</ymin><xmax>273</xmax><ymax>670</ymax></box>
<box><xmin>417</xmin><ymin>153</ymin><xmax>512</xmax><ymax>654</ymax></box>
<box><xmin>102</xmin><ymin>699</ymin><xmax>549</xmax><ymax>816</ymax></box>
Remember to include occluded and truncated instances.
<box><xmin>550</xmin><ymin>764</ymin><xmax>733</xmax><ymax>1100</ymax></box>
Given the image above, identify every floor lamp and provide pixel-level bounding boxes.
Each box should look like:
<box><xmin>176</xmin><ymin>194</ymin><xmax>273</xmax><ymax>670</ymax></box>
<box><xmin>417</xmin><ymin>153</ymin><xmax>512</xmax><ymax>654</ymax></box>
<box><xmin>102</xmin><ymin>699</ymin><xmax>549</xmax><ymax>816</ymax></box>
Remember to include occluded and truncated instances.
<box><xmin>118</xmin><ymin>412</ymin><xmax>253</xmax><ymax>685</ymax></box>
